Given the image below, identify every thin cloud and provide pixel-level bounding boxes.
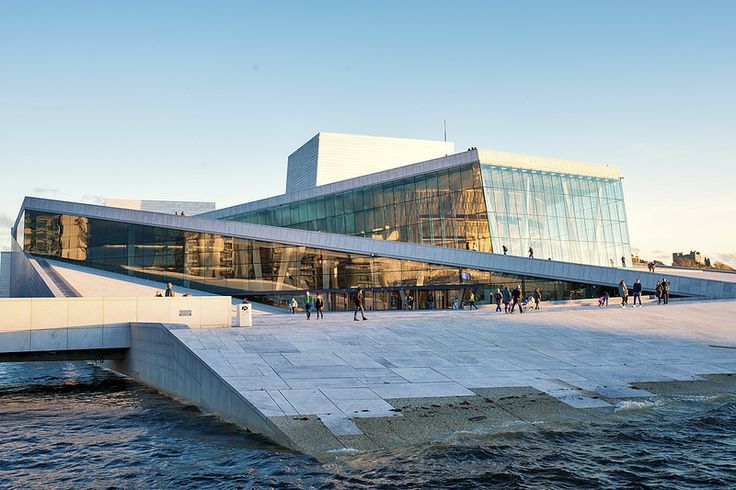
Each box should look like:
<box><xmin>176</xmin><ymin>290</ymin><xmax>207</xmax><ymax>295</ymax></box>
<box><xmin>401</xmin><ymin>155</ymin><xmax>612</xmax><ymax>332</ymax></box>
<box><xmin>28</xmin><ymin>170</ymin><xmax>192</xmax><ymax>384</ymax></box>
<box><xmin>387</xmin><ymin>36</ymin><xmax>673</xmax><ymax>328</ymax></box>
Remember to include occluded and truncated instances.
<box><xmin>31</xmin><ymin>187</ymin><xmax>61</xmax><ymax>196</ymax></box>
<box><xmin>712</xmin><ymin>252</ymin><xmax>736</xmax><ymax>267</ymax></box>
<box><xmin>0</xmin><ymin>213</ymin><xmax>13</xmax><ymax>228</ymax></box>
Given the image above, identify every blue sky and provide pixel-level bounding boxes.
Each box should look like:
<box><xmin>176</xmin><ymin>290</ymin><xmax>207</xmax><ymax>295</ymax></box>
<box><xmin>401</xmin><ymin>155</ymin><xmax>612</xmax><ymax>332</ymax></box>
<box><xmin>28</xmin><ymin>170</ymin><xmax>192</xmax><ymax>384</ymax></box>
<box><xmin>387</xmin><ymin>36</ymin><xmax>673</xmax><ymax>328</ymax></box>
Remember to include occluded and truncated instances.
<box><xmin>1</xmin><ymin>1</ymin><xmax>734</xmax><ymax>264</ymax></box>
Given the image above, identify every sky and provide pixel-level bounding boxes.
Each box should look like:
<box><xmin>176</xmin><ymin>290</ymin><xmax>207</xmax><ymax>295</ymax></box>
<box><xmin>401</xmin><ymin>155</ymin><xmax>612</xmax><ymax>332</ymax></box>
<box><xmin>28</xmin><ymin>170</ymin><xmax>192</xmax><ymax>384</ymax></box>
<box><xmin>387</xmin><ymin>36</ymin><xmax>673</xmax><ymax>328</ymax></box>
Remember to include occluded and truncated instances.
<box><xmin>1</xmin><ymin>0</ymin><xmax>734</xmax><ymax>265</ymax></box>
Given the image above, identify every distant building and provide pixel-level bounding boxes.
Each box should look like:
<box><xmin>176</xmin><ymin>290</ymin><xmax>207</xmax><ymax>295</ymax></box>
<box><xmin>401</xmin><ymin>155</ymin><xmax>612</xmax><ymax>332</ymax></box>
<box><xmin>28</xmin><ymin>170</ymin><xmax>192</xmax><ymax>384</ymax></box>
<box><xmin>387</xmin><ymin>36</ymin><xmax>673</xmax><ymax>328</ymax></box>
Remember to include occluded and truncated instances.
<box><xmin>104</xmin><ymin>199</ymin><xmax>216</xmax><ymax>216</ymax></box>
<box><xmin>672</xmin><ymin>251</ymin><xmax>704</xmax><ymax>267</ymax></box>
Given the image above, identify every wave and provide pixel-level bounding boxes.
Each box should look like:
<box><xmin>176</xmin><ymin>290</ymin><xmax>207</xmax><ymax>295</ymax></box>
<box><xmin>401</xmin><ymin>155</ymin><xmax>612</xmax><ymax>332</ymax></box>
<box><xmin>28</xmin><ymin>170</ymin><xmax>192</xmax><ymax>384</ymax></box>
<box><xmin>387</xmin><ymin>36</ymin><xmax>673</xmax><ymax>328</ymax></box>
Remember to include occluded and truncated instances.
<box><xmin>614</xmin><ymin>399</ymin><xmax>666</xmax><ymax>412</ymax></box>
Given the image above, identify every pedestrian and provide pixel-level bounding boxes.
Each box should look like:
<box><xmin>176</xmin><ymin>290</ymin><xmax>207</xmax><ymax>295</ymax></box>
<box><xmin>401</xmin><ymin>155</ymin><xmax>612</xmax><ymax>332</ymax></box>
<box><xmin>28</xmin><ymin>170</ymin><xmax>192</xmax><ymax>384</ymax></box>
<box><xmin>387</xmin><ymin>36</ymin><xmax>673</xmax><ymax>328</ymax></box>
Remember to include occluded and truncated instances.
<box><xmin>651</xmin><ymin>262</ymin><xmax>656</xmax><ymax>273</ymax></box>
<box><xmin>655</xmin><ymin>281</ymin><xmax>662</xmax><ymax>304</ymax></box>
<box><xmin>510</xmin><ymin>285</ymin><xmax>524</xmax><ymax>314</ymax></box>
<box><xmin>468</xmin><ymin>291</ymin><xmax>478</xmax><ymax>310</ymax></box>
<box><xmin>502</xmin><ymin>245</ymin><xmax>508</xmax><ymax>255</ymax></box>
<box><xmin>661</xmin><ymin>278</ymin><xmax>670</xmax><ymax>304</ymax></box>
<box><xmin>533</xmin><ymin>288</ymin><xmax>541</xmax><ymax>310</ymax></box>
<box><xmin>598</xmin><ymin>291</ymin><xmax>609</xmax><ymax>307</ymax></box>
<box><xmin>528</xmin><ymin>247</ymin><xmax>534</xmax><ymax>258</ymax></box>
<box><xmin>289</xmin><ymin>297</ymin><xmax>297</xmax><ymax>314</ymax></box>
<box><xmin>165</xmin><ymin>282</ymin><xmax>175</xmax><ymax>297</ymax></box>
<box><xmin>502</xmin><ymin>286</ymin><xmax>511</xmax><ymax>313</ymax></box>
<box><xmin>304</xmin><ymin>291</ymin><xmax>312</xmax><ymax>319</ymax></box>
<box><xmin>408</xmin><ymin>295</ymin><xmax>414</xmax><ymax>310</ymax></box>
<box><xmin>314</xmin><ymin>293</ymin><xmax>324</xmax><ymax>319</ymax></box>
<box><xmin>450</xmin><ymin>295</ymin><xmax>457</xmax><ymax>309</ymax></box>
<box><xmin>494</xmin><ymin>288</ymin><xmax>502</xmax><ymax>312</ymax></box>
<box><xmin>427</xmin><ymin>294</ymin><xmax>434</xmax><ymax>309</ymax></box>
<box><xmin>610</xmin><ymin>258</ymin><xmax>615</xmax><ymax>267</ymax></box>
<box><xmin>618</xmin><ymin>280</ymin><xmax>628</xmax><ymax>308</ymax></box>
<box><xmin>353</xmin><ymin>287</ymin><xmax>368</xmax><ymax>321</ymax></box>
<box><xmin>632</xmin><ymin>279</ymin><xmax>642</xmax><ymax>307</ymax></box>
<box><xmin>621</xmin><ymin>256</ymin><xmax>626</xmax><ymax>268</ymax></box>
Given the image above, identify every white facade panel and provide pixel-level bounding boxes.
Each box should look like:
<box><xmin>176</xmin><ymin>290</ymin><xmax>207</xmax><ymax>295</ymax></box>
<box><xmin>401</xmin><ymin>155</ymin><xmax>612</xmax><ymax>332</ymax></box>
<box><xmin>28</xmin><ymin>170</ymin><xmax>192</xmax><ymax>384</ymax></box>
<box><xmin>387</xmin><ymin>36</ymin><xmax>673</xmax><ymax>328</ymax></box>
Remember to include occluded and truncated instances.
<box><xmin>0</xmin><ymin>252</ymin><xmax>10</xmax><ymax>298</ymax></box>
<box><xmin>285</xmin><ymin>132</ymin><xmax>454</xmax><ymax>193</ymax></box>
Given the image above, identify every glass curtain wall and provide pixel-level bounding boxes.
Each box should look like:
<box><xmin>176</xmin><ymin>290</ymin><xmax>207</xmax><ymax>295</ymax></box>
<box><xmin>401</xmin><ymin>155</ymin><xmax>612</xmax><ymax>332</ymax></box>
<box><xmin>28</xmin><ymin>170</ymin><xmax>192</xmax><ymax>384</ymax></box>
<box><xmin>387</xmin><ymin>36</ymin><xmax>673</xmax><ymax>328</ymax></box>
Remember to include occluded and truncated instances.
<box><xmin>480</xmin><ymin>165</ymin><xmax>631</xmax><ymax>267</ymax></box>
<box><xmin>225</xmin><ymin>163</ymin><xmax>493</xmax><ymax>252</ymax></box>
<box><xmin>22</xmin><ymin>210</ymin><xmax>613</xmax><ymax>309</ymax></box>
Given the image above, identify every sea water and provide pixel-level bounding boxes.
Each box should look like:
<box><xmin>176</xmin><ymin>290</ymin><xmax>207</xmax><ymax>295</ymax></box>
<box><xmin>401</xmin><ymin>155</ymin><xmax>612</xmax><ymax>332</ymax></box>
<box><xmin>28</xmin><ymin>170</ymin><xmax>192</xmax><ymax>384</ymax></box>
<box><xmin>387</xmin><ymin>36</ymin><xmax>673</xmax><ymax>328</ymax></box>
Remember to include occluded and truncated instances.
<box><xmin>1</xmin><ymin>362</ymin><xmax>735</xmax><ymax>489</ymax></box>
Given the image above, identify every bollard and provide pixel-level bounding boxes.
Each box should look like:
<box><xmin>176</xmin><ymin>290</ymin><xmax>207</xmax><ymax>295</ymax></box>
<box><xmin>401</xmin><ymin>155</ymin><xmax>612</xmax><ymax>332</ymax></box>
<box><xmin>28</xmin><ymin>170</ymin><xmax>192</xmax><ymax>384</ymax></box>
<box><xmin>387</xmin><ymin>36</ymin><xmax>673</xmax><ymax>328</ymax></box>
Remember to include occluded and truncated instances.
<box><xmin>236</xmin><ymin>302</ymin><xmax>253</xmax><ymax>327</ymax></box>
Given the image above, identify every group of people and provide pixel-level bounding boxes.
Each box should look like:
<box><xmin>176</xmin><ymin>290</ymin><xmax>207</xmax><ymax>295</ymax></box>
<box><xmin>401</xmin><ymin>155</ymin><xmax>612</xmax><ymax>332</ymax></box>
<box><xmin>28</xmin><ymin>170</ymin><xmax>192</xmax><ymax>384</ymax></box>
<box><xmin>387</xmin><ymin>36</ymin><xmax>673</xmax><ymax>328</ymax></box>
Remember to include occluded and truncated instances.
<box><xmin>601</xmin><ymin>277</ymin><xmax>670</xmax><ymax>307</ymax></box>
<box><xmin>616</xmin><ymin>279</ymin><xmax>643</xmax><ymax>307</ymax></box>
<box><xmin>491</xmin><ymin>286</ymin><xmax>541</xmax><ymax>314</ymax></box>
<box><xmin>289</xmin><ymin>291</ymin><xmax>326</xmax><ymax>320</ymax></box>
<box><xmin>288</xmin><ymin>287</ymin><xmax>369</xmax><ymax>321</ymax></box>
<box><xmin>608</xmin><ymin>256</ymin><xmax>628</xmax><ymax>268</ymax></box>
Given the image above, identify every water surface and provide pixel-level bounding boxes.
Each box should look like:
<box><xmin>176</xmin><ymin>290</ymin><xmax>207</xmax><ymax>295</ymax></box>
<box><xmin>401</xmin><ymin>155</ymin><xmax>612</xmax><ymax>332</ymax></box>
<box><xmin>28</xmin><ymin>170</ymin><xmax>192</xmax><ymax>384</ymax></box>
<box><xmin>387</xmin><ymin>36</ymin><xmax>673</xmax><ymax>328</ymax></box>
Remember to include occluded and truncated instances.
<box><xmin>1</xmin><ymin>362</ymin><xmax>735</xmax><ymax>488</ymax></box>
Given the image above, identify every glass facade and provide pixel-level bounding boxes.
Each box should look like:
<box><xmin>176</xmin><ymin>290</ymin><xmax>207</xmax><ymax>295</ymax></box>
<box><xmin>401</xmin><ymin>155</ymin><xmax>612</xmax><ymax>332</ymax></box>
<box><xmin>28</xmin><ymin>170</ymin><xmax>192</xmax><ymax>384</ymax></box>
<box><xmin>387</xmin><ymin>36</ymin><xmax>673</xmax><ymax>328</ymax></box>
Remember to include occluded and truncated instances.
<box><xmin>225</xmin><ymin>163</ymin><xmax>493</xmax><ymax>252</ymax></box>
<box><xmin>221</xmin><ymin>161</ymin><xmax>631</xmax><ymax>267</ymax></box>
<box><xmin>22</xmin><ymin>210</ymin><xmax>612</xmax><ymax>310</ymax></box>
<box><xmin>480</xmin><ymin>165</ymin><xmax>631</xmax><ymax>266</ymax></box>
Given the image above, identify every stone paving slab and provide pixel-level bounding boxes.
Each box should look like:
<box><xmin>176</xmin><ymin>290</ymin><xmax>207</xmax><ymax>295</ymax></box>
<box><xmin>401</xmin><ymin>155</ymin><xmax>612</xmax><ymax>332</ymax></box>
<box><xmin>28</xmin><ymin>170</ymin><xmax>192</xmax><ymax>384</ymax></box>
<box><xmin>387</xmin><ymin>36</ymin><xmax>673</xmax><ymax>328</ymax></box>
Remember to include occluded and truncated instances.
<box><xmin>170</xmin><ymin>300</ymin><xmax>736</xmax><ymax>453</ymax></box>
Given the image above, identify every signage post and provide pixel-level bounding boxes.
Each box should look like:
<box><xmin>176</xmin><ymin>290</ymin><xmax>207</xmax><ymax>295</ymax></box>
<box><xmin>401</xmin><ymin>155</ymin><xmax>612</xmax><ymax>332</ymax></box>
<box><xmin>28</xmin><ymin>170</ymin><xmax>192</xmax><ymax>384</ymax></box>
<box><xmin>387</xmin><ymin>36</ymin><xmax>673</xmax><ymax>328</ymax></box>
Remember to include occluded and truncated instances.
<box><xmin>237</xmin><ymin>303</ymin><xmax>253</xmax><ymax>327</ymax></box>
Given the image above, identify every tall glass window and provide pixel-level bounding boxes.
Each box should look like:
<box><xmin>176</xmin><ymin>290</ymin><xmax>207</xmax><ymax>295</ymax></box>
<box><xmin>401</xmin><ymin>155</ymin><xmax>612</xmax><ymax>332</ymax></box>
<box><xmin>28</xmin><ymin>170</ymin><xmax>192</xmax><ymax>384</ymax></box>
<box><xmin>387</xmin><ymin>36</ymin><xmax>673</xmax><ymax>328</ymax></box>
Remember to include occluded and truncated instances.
<box><xmin>224</xmin><ymin>163</ymin><xmax>493</xmax><ymax>253</ymax></box>
<box><xmin>480</xmin><ymin>165</ymin><xmax>631</xmax><ymax>266</ymax></box>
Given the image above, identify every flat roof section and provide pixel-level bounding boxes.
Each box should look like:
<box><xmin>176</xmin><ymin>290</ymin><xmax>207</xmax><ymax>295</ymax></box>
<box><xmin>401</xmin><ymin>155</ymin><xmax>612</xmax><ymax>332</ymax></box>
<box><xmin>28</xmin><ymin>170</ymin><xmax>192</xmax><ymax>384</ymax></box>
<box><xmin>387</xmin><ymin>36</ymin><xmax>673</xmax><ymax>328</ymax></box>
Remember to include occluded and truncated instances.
<box><xmin>204</xmin><ymin>147</ymin><xmax>620</xmax><ymax>221</ymax></box>
<box><xmin>479</xmin><ymin>149</ymin><xmax>620</xmax><ymax>180</ymax></box>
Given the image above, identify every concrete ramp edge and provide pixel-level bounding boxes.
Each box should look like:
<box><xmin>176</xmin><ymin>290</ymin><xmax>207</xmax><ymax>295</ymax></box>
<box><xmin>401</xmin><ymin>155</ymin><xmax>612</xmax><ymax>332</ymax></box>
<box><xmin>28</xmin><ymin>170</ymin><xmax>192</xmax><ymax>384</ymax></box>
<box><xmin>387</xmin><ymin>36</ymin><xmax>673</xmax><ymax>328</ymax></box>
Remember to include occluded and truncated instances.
<box><xmin>105</xmin><ymin>322</ymin><xmax>296</xmax><ymax>451</ymax></box>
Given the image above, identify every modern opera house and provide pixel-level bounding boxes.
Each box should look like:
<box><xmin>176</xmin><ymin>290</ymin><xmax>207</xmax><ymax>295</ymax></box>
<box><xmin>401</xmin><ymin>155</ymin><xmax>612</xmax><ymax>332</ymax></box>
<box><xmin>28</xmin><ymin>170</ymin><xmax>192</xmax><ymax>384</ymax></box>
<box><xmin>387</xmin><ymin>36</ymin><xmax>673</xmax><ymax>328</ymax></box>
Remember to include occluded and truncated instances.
<box><xmin>12</xmin><ymin>132</ymin><xmax>726</xmax><ymax>308</ymax></box>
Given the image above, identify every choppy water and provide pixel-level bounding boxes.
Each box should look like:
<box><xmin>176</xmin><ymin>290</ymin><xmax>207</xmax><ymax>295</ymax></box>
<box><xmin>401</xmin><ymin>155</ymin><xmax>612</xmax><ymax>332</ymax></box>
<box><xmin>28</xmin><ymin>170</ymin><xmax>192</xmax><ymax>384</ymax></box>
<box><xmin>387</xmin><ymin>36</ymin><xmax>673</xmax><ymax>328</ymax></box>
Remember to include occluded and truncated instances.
<box><xmin>1</xmin><ymin>362</ymin><xmax>735</xmax><ymax>489</ymax></box>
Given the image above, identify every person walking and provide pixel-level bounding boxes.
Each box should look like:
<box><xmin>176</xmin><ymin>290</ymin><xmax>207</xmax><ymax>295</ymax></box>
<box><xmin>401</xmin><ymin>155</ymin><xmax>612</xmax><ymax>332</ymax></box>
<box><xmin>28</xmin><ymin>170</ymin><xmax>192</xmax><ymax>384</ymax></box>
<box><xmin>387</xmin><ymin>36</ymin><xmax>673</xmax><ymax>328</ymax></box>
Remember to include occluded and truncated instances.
<box><xmin>289</xmin><ymin>297</ymin><xmax>297</xmax><ymax>314</ymax></box>
<box><xmin>353</xmin><ymin>287</ymin><xmax>367</xmax><ymax>321</ymax></box>
<box><xmin>632</xmin><ymin>279</ymin><xmax>642</xmax><ymax>307</ymax></box>
<box><xmin>528</xmin><ymin>247</ymin><xmax>534</xmax><ymax>258</ymax></box>
<box><xmin>655</xmin><ymin>281</ymin><xmax>662</xmax><ymax>304</ymax></box>
<box><xmin>533</xmin><ymin>288</ymin><xmax>542</xmax><ymax>310</ymax></box>
<box><xmin>621</xmin><ymin>256</ymin><xmax>626</xmax><ymax>268</ymax></box>
<box><xmin>314</xmin><ymin>293</ymin><xmax>324</xmax><ymax>319</ymax></box>
<box><xmin>494</xmin><ymin>288</ymin><xmax>502</xmax><ymax>312</ymax></box>
<box><xmin>502</xmin><ymin>245</ymin><xmax>508</xmax><ymax>255</ymax></box>
<box><xmin>510</xmin><ymin>285</ymin><xmax>524</xmax><ymax>314</ymax></box>
<box><xmin>502</xmin><ymin>286</ymin><xmax>511</xmax><ymax>313</ymax></box>
<box><xmin>165</xmin><ymin>282</ymin><xmax>175</xmax><ymax>297</ymax></box>
<box><xmin>661</xmin><ymin>278</ymin><xmax>670</xmax><ymax>304</ymax></box>
<box><xmin>618</xmin><ymin>280</ymin><xmax>628</xmax><ymax>308</ymax></box>
<box><xmin>304</xmin><ymin>291</ymin><xmax>313</xmax><ymax>320</ymax></box>
<box><xmin>468</xmin><ymin>291</ymin><xmax>478</xmax><ymax>310</ymax></box>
